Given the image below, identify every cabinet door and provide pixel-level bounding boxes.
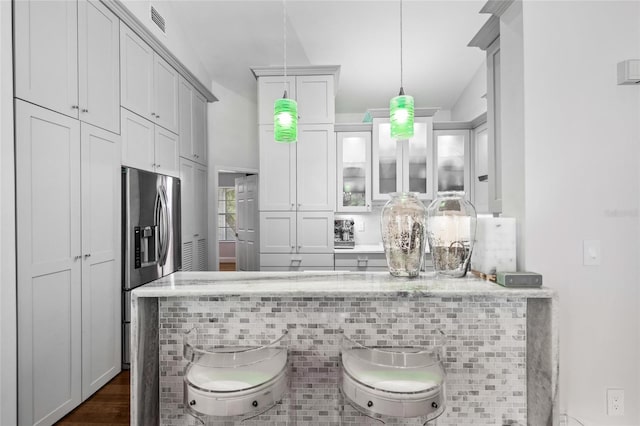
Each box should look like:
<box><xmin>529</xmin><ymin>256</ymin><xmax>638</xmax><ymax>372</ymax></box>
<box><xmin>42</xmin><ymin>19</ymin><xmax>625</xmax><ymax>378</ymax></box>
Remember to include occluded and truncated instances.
<box><xmin>180</xmin><ymin>159</ymin><xmax>195</xmax><ymax>271</ymax></box>
<box><xmin>487</xmin><ymin>38</ymin><xmax>502</xmax><ymax>213</ymax></box>
<box><xmin>14</xmin><ymin>0</ymin><xmax>78</xmax><ymax>119</ymax></box>
<box><xmin>153</xmin><ymin>54</ymin><xmax>180</xmax><ymax>134</ymax></box>
<box><xmin>194</xmin><ymin>164</ymin><xmax>208</xmax><ymax>270</ymax></box>
<box><xmin>178</xmin><ymin>77</ymin><xmax>194</xmax><ymax>159</ymax></box>
<box><xmin>121</xmin><ymin>108</ymin><xmax>155</xmax><ymax>172</ymax></box>
<box><xmin>297</xmin><ymin>211</ymin><xmax>334</xmax><ymax>254</ymax></box>
<box><xmin>257</xmin><ymin>76</ymin><xmax>296</xmax><ymax>125</ymax></box>
<box><xmin>192</xmin><ymin>91</ymin><xmax>208</xmax><ymax>165</ymax></box>
<box><xmin>473</xmin><ymin>123</ymin><xmax>490</xmax><ymax>214</ymax></box>
<box><xmin>120</xmin><ymin>23</ymin><xmax>154</xmax><ymax>121</ymax></box>
<box><xmin>433</xmin><ymin>129</ymin><xmax>470</xmax><ymax>197</ymax></box>
<box><xmin>402</xmin><ymin>117</ymin><xmax>434</xmax><ymax>200</ymax></box>
<box><xmin>154</xmin><ymin>127</ymin><xmax>180</xmax><ymax>178</ymax></box>
<box><xmin>259</xmin><ymin>126</ymin><xmax>296</xmax><ymax>211</ymax></box>
<box><xmin>372</xmin><ymin>118</ymin><xmax>402</xmax><ymax>200</ymax></box>
<box><xmin>80</xmin><ymin>123</ymin><xmax>121</xmax><ymax>400</ymax></box>
<box><xmin>337</xmin><ymin>131</ymin><xmax>372</xmax><ymax>212</ymax></box>
<box><xmin>259</xmin><ymin>212</ymin><xmax>296</xmax><ymax>253</ymax></box>
<box><xmin>296</xmin><ymin>75</ymin><xmax>335</xmax><ymax>124</ymax></box>
<box><xmin>16</xmin><ymin>101</ymin><xmax>82</xmax><ymax>426</ymax></box>
<box><xmin>78</xmin><ymin>0</ymin><xmax>120</xmax><ymax>134</ymax></box>
<box><xmin>296</xmin><ymin>124</ymin><xmax>335</xmax><ymax>211</ymax></box>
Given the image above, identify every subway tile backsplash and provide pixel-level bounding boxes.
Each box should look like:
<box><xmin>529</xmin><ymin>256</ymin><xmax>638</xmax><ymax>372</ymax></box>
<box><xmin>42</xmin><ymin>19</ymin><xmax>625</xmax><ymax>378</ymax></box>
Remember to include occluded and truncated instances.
<box><xmin>158</xmin><ymin>295</ymin><xmax>527</xmax><ymax>425</ymax></box>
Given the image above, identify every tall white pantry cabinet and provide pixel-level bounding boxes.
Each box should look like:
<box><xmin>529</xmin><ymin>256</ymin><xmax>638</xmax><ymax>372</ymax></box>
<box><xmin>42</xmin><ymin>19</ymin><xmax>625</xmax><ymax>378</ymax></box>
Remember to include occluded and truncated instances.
<box><xmin>253</xmin><ymin>66</ymin><xmax>339</xmax><ymax>271</ymax></box>
<box><xmin>12</xmin><ymin>0</ymin><xmax>213</xmax><ymax>424</ymax></box>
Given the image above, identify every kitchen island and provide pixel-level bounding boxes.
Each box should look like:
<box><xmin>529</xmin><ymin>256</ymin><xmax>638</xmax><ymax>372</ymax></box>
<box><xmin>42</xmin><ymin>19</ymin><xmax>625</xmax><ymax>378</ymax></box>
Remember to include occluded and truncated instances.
<box><xmin>130</xmin><ymin>271</ymin><xmax>557</xmax><ymax>425</ymax></box>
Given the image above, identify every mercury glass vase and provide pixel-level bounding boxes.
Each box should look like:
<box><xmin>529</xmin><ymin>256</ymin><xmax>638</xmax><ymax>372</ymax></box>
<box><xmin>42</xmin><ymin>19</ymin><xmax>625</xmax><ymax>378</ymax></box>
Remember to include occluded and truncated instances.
<box><xmin>426</xmin><ymin>191</ymin><xmax>477</xmax><ymax>278</ymax></box>
<box><xmin>381</xmin><ymin>192</ymin><xmax>427</xmax><ymax>277</ymax></box>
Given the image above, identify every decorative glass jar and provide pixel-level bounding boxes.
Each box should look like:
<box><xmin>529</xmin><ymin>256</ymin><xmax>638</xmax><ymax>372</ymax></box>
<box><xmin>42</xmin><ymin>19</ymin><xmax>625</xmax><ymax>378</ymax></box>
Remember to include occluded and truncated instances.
<box><xmin>381</xmin><ymin>192</ymin><xmax>427</xmax><ymax>277</ymax></box>
<box><xmin>426</xmin><ymin>191</ymin><xmax>477</xmax><ymax>277</ymax></box>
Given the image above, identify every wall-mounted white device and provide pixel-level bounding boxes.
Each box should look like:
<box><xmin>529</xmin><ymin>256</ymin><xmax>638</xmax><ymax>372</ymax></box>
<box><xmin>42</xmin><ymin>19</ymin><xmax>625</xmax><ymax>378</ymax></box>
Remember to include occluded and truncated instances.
<box><xmin>617</xmin><ymin>59</ymin><xmax>640</xmax><ymax>85</ymax></box>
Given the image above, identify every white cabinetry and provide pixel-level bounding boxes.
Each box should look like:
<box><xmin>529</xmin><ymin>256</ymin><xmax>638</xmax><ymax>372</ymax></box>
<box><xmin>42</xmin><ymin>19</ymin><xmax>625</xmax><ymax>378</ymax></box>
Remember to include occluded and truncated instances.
<box><xmin>336</xmin><ymin>124</ymin><xmax>372</xmax><ymax>212</ymax></box>
<box><xmin>334</xmin><ymin>252</ymin><xmax>388</xmax><ymax>272</ymax></box>
<box><xmin>255</xmin><ymin>67</ymin><xmax>338</xmax><ymax>271</ymax></box>
<box><xmin>259</xmin><ymin>125</ymin><xmax>335</xmax><ymax>212</ymax></box>
<box><xmin>433</xmin><ymin>129</ymin><xmax>471</xmax><ymax>197</ymax></box>
<box><xmin>372</xmin><ymin>115</ymin><xmax>434</xmax><ymax>201</ymax></box>
<box><xmin>180</xmin><ymin>159</ymin><xmax>208</xmax><ymax>271</ymax></box>
<box><xmin>16</xmin><ymin>101</ymin><xmax>121</xmax><ymax>425</ymax></box>
<box><xmin>14</xmin><ymin>0</ymin><xmax>120</xmax><ymax>133</ymax></box>
<box><xmin>121</xmin><ymin>108</ymin><xmax>179</xmax><ymax>177</ymax></box>
<box><xmin>179</xmin><ymin>77</ymin><xmax>208</xmax><ymax>165</ymax></box>
<box><xmin>257</xmin><ymin>75</ymin><xmax>334</xmax><ymax>124</ymax></box>
<box><xmin>486</xmin><ymin>38</ymin><xmax>502</xmax><ymax>213</ymax></box>
<box><xmin>120</xmin><ymin>23</ymin><xmax>179</xmax><ymax>134</ymax></box>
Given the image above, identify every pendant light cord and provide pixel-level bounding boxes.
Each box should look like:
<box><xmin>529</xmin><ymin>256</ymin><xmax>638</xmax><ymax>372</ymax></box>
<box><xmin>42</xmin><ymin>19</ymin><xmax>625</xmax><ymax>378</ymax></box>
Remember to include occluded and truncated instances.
<box><xmin>283</xmin><ymin>0</ymin><xmax>287</xmax><ymax>97</ymax></box>
<box><xmin>400</xmin><ymin>0</ymin><xmax>404</xmax><ymax>91</ymax></box>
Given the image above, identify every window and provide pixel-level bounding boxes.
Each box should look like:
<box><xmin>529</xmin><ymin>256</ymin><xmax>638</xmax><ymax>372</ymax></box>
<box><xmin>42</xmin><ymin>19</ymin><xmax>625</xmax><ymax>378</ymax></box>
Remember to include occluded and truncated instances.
<box><xmin>218</xmin><ymin>187</ymin><xmax>236</xmax><ymax>241</ymax></box>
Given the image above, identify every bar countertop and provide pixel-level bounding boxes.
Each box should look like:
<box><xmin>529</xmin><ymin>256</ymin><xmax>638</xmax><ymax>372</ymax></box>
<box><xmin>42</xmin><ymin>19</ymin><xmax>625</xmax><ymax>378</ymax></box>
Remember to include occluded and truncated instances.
<box><xmin>131</xmin><ymin>271</ymin><xmax>555</xmax><ymax>299</ymax></box>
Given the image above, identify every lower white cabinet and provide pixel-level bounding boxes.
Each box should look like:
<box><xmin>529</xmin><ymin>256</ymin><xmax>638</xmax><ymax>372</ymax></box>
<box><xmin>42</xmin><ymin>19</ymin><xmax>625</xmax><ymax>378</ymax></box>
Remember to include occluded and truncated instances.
<box><xmin>334</xmin><ymin>252</ymin><xmax>388</xmax><ymax>271</ymax></box>
<box><xmin>260</xmin><ymin>211</ymin><xmax>334</xmax><ymax>255</ymax></box>
<box><xmin>180</xmin><ymin>158</ymin><xmax>208</xmax><ymax>270</ymax></box>
<box><xmin>261</xmin><ymin>254</ymin><xmax>334</xmax><ymax>271</ymax></box>
<box><xmin>16</xmin><ymin>101</ymin><xmax>121</xmax><ymax>425</ymax></box>
<box><xmin>121</xmin><ymin>107</ymin><xmax>179</xmax><ymax>177</ymax></box>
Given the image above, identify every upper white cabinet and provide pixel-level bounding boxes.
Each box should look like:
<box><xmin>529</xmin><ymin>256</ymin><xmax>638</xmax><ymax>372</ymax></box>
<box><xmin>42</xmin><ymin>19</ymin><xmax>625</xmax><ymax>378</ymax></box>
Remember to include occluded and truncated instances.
<box><xmin>486</xmin><ymin>38</ymin><xmax>502</xmax><ymax>214</ymax></box>
<box><xmin>179</xmin><ymin>77</ymin><xmax>208</xmax><ymax>165</ymax></box>
<box><xmin>14</xmin><ymin>0</ymin><xmax>120</xmax><ymax>134</ymax></box>
<box><xmin>121</xmin><ymin>108</ymin><xmax>179</xmax><ymax>177</ymax></box>
<box><xmin>473</xmin><ymin>122</ymin><xmax>490</xmax><ymax>214</ymax></box>
<box><xmin>120</xmin><ymin>23</ymin><xmax>179</xmax><ymax>134</ymax></box>
<box><xmin>433</xmin><ymin>129</ymin><xmax>471</xmax><ymax>197</ymax></box>
<box><xmin>336</xmin><ymin>125</ymin><xmax>372</xmax><ymax>212</ymax></box>
<box><xmin>257</xmin><ymin>74</ymin><xmax>335</xmax><ymax>125</ymax></box>
<box><xmin>259</xmin><ymin>125</ymin><xmax>335</xmax><ymax>212</ymax></box>
<box><xmin>372</xmin><ymin>115</ymin><xmax>434</xmax><ymax>201</ymax></box>
<box><xmin>16</xmin><ymin>101</ymin><xmax>121</xmax><ymax>425</ymax></box>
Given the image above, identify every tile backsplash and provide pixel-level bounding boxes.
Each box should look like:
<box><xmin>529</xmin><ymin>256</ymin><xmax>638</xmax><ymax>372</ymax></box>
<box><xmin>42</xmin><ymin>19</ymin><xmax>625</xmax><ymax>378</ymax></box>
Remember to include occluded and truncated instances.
<box><xmin>158</xmin><ymin>295</ymin><xmax>527</xmax><ymax>425</ymax></box>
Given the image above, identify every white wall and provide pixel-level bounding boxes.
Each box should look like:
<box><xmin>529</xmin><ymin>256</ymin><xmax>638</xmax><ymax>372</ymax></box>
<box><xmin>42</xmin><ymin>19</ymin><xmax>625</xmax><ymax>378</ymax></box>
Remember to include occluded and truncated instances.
<box><xmin>504</xmin><ymin>1</ymin><xmax>640</xmax><ymax>423</ymax></box>
<box><xmin>451</xmin><ymin>62</ymin><xmax>487</xmax><ymax>122</ymax></box>
<box><xmin>336</xmin><ymin>112</ymin><xmax>366</xmax><ymax>123</ymax></box>
<box><xmin>119</xmin><ymin>0</ymin><xmax>211</xmax><ymax>86</ymax></box>
<box><xmin>0</xmin><ymin>1</ymin><xmax>16</xmax><ymax>424</ymax></box>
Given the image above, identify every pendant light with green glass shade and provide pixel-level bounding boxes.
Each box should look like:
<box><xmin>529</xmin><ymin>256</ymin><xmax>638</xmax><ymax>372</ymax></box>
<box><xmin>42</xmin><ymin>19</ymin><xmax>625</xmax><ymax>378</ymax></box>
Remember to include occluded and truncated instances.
<box><xmin>390</xmin><ymin>0</ymin><xmax>414</xmax><ymax>139</ymax></box>
<box><xmin>274</xmin><ymin>0</ymin><xmax>297</xmax><ymax>143</ymax></box>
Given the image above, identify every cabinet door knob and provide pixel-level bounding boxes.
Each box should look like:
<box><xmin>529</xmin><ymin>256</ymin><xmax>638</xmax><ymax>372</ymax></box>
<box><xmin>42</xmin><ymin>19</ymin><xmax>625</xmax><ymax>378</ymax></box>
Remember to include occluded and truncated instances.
<box><xmin>156</xmin><ymin>115</ymin><xmax>160</xmax><ymax>119</ymax></box>
<box><xmin>291</xmin><ymin>246</ymin><xmax>295</xmax><ymax>250</ymax></box>
<box><xmin>194</xmin><ymin>234</ymin><xmax>199</xmax><ymax>237</ymax></box>
<box><xmin>81</xmin><ymin>108</ymin><xmax>88</xmax><ymax>113</ymax></box>
<box><xmin>156</xmin><ymin>164</ymin><xmax>161</xmax><ymax>168</ymax></box>
<box><xmin>297</xmin><ymin>245</ymin><xmax>302</xmax><ymax>250</ymax></box>
<box><xmin>84</xmin><ymin>253</ymin><xmax>91</xmax><ymax>258</ymax></box>
<box><xmin>151</xmin><ymin>112</ymin><xmax>156</xmax><ymax>117</ymax></box>
<box><xmin>74</xmin><ymin>255</ymin><xmax>82</xmax><ymax>260</ymax></box>
<box><xmin>71</xmin><ymin>105</ymin><xmax>79</xmax><ymax>110</ymax></box>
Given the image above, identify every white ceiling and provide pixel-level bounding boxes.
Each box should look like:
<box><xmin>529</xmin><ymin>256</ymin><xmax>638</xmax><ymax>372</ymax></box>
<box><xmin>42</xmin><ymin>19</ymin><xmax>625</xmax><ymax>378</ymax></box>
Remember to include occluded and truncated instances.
<box><xmin>169</xmin><ymin>0</ymin><xmax>489</xmax><ymax>115</ymax></box>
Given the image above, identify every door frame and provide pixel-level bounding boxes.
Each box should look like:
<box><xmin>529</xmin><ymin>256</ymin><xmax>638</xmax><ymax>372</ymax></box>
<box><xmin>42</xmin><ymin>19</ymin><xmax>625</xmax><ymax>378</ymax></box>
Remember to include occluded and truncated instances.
<box><xmin>211</xmin><ymin>165</ymin><xmax>258</xmax><ymax>271</ymax></box>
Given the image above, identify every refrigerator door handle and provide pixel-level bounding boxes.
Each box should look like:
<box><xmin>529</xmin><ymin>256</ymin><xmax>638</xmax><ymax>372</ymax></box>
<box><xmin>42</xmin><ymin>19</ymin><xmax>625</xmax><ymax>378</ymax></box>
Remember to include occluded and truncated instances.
<box><xmin>154</xmin><ymin>190</ymin><xmax>164</xmax><ymax>265</ymax></box>
<box><xmin>159</xmin><ymin>185</ymin><xmax>171</xmax><ymax>267</ymax></box>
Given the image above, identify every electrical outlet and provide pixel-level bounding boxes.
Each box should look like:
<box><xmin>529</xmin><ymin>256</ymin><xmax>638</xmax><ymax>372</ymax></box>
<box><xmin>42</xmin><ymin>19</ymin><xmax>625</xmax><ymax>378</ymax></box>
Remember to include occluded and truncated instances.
<box><xmin>607</xmin><ymin>388</ymin><xmax>624</xmax><ymax>416</ymax></box>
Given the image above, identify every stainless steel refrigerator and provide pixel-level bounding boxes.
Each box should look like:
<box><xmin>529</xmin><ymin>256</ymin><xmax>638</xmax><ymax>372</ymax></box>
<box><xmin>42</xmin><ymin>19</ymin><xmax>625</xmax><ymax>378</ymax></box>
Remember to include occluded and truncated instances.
<box><xmin>122</xmin><ymin>167</ymin><xmax>181</xmax><ymax>368</ymax></box>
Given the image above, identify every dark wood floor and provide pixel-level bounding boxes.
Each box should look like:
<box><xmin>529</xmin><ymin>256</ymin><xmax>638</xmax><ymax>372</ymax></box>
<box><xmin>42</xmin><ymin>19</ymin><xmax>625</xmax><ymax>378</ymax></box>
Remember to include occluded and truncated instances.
<box><xmin>219</xmin><ymin>262</ymin><xmax>236</xmax><ymax>271</ymax></box>
<box><xmin>56</xmin><ymin>370</ymin><xmax>130</xmax><ymax>425</ymax></box>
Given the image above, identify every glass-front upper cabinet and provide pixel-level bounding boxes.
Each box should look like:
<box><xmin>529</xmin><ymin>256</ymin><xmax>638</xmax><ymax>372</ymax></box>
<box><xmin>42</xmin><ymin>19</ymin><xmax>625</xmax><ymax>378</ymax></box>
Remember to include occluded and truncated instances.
<box><xmin>336</xmin><ymin>124</ymin><xmax>372</xmax><ymax>212</ymax></box>
<box><xmin>372</xmin><ymin>115</ymin><xmax>434</xmax><ymax>201</ymax></box>
<box><xmin>433</xmin><ymin>129</ymin><xmax>471</xmax><ymax>198</ymax></box>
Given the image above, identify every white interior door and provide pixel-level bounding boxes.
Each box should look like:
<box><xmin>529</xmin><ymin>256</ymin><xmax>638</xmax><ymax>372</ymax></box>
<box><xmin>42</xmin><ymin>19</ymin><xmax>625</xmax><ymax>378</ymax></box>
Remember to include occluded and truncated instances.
<box><xmin>235</xmin><ymin>175</ymin><xmax>259</xmax><ymax>271</ymax></box>
<box><xmin>80</xmin><ymin>123</ymin><xmax>121</xmax><ymax>399</ymax></box>
<box><xmin>16</xmin><ymin>101</ymin><xmax>82</xmax><ymax>426</ymax></box>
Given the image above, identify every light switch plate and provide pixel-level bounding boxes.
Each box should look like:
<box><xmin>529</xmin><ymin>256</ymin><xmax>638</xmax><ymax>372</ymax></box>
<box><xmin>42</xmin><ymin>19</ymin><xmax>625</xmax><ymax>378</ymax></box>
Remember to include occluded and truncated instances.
<box><xmin>583</xmin><ymin>240</ymin><xmax>601</xmax><ymax>266</ymax></box>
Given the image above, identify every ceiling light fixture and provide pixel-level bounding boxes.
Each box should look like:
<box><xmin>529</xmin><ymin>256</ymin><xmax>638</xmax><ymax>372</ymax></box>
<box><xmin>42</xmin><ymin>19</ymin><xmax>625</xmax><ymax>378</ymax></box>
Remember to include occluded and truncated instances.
<box><xmin>390</xmin><ymin>0</ymin><xmax>414</xmax><ymax>139</ymax></box>
<box><xmin>274</xmin><ymin>0</ymin><xmax>297</xmax><ymax>143</ymax></box>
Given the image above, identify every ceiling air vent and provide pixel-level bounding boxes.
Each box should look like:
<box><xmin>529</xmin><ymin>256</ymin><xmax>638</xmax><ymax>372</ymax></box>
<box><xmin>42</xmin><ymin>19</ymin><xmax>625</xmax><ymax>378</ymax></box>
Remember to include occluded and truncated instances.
<box><xmin>150</xmin><ymin>6</ymin><xmax>166</xmax><ymax>34</ymax></box>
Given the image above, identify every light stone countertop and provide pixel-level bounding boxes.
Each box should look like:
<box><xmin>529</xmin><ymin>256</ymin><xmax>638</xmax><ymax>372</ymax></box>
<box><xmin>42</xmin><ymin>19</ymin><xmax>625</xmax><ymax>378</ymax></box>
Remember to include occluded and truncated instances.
<box><xmin>131</xmin><ymin>271</ymin><xmax>555</xmax><ymax>299</ymax></box>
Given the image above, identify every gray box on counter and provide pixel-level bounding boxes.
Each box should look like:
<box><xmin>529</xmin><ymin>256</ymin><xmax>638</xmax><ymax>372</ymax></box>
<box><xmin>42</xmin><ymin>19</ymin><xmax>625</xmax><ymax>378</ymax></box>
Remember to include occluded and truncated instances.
<box><xmin>496</xmin><ymin>272</ymin><xmax>542</xmax><ymax>288</ymax></box>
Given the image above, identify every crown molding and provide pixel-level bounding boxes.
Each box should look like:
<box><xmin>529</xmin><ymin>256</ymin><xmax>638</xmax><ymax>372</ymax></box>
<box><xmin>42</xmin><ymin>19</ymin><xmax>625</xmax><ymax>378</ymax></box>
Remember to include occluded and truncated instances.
<box><xmin>468</xmin><ymin>15</ymin><xmax>500</xmax><ymax>51</ymax></box>
<box><xmin>251</xmin><ymin>65</ymin><xmax>340</xmax><ymax>84</ymax></box>
<box><xmin>480</xmin><ymin>0</ymin><xmax>515</xmax><ymax>17</ymax></box>
<box><xmin>471</xmin><ymin>112</ymin><xmax>488</xmax><ymax>129</ymax></box>
<box><xmin>334</xmin><ymin>123</ymin><xmax>372</xmax><ymax>132</ymax></box>
<box><xmin>101</xmin><ymin>0</ymin><xmax>218</xmax><ymax>102</ymax></box>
